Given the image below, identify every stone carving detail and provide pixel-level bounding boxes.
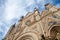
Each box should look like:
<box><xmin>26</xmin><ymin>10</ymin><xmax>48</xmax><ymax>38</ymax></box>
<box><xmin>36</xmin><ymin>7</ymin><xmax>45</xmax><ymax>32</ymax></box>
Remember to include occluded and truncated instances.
<box><xmin>3</xmin><ymin>4</ymin><xmax>60</xmax><ymax>40</ymax></box>
<box><xmin>34</xmin><ymin>14</ymin><xmax>40</xmax><ymax>21</ymax></box>
<box><xmin>17</xmin><ymin>32</ymin><xmax>39</xmax><ymax>40</ymax></box>
<box><xmin>25</xmin><ymin>20</ymin><xmax>31</xmax><ymax>26</ymax></box>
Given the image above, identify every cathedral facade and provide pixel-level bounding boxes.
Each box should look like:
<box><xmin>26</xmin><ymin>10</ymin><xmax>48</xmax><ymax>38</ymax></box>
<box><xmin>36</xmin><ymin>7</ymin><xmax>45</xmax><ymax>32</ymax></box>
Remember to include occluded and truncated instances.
<box><xmin>3</xmin><ymin>4</ymin><xmax>60</xmax><ymax>40</ymax></box>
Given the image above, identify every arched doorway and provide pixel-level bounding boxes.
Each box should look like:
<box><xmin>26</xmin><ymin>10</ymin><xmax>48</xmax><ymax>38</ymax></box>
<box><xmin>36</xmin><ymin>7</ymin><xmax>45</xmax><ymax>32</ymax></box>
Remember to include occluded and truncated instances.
<box><xmin>50</xmin><ymin>24</ymin><xmax>60</xmax><ymax>40</ymax></box>
<box><xmin>16</xmin><ymin>32</ymin><xmax>39</xmax><ymax>40</ymax></box>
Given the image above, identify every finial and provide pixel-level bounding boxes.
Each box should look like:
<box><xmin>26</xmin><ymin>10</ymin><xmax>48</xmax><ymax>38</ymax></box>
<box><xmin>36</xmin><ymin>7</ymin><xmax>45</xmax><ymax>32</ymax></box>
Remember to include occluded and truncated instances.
<box><xmin>45</xmin><ymin>3</ymin><xmax>53</xmax><ymax>10</ymax></box>
<box><xmin>45</xmin><ymin>3</ymin><xmax>50</xmax><ymax>6</ymax></box>
<box><xmin>12</xmin><ymin>23</ymin><xmax>16</xmax><ymax>27</ymax></box>
<box><xmin>21</xmin><ymin>16</ymin><xmax>24</xmax><ymax>19</ymax></box>
<box><xmin>34</xmin><ymin>7</ymin><xmax>38</xmax><ymax>11</ymax></box>
<box><xmin>34</xmin><ymin>7</ymin><xmax>39</xmax><ymax>13</ymax></box>
<box><xmin>18</xmin><ymin>16</ymin><xmax>24</xmax><ymax>22</ymax></box>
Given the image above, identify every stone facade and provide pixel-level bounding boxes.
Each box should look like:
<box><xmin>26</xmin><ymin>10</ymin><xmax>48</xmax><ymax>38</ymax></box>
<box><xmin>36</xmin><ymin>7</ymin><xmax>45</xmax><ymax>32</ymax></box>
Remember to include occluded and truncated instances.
<box><xmin>3</xmin><ymin>4</ymin><xmax>60</xmax><ymax>40</ymax></box>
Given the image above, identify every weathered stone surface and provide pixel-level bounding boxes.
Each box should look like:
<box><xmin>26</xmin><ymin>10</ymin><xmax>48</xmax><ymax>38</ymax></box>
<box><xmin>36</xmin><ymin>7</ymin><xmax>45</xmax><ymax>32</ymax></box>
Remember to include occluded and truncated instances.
<box><xmin>3</xmin><ymin>4</ymin><xmax>60</xmax><ymax>40</ymax></box>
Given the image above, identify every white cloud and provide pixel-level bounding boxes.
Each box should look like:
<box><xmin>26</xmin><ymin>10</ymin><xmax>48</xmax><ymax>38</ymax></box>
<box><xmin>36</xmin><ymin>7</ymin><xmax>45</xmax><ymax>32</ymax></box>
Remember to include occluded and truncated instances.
<box><xmin>4</xmin><ymin>0</ymin><xmax>16</xmax><ymax>21</ymax></box>
<box><xmin>1</xmin><ymin>0</ymin><xmax>28</xmax><ymax>38</ymax></box>
<box><xmin>37</xmin><ymin>0</ymin><xmax>45</xmax><ymax>3</ymax></box>
<box><xmin>25</xmin><ymin>0</ymin><xmax>35</xmax><ymax>6</ymax></box>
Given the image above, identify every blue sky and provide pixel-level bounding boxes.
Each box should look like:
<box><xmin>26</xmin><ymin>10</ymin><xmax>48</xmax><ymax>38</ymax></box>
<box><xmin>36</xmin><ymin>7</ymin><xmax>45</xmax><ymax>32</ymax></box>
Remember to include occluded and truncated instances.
<box><xmin>0</xmin><ymin>0</ymin><xmax>60</xmax><ymax>40</ymax></box>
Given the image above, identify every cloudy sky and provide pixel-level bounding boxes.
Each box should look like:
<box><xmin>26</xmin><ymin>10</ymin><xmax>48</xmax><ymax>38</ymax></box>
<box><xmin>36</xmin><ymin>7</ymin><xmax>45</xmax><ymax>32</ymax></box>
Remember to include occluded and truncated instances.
<box><xmin>0</xmin><ymin>0</ymin><xmax>60</xmax><ymax>40</ymax></box>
